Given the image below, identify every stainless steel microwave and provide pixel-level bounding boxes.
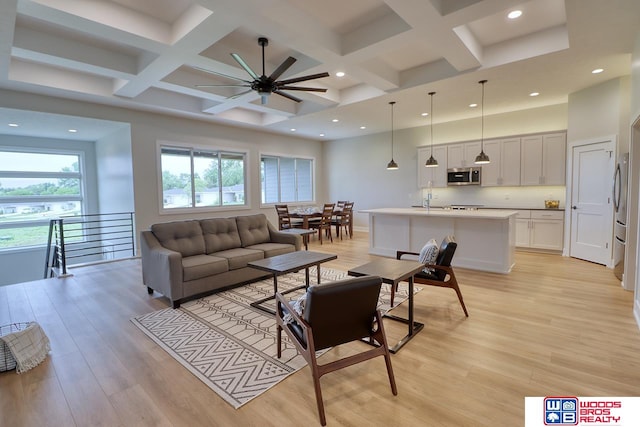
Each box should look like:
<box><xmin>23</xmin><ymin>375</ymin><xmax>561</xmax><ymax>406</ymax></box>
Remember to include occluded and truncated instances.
<box><xmin>447</xmin><ymin>167</ymin><xmax>481</xmax><ymax>186</ymax></box>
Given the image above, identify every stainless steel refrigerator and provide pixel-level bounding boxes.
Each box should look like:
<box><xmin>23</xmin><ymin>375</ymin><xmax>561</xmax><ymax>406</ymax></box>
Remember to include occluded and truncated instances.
<box><xmin>613</xmin><ymin>152</ymin><xmax>629</xmax><ymax>282</ymax></box>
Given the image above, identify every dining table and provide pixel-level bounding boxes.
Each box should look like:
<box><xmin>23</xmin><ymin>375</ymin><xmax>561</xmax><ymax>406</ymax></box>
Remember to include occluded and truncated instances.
<box><xmin>289</xmin><ymin>206</ymin><xmax>342</xmax><ymax>229</ymax></box>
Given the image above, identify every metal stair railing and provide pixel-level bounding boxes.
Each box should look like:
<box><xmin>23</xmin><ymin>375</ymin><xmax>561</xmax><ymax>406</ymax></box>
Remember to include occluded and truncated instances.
<box><xmin>44</xmin><ymin>212</ymin><xmax>135</xmax><ymax>278</ymax></box>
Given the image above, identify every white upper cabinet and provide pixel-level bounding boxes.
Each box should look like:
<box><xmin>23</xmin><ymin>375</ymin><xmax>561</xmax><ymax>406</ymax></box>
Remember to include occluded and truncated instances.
<box><xmin>520</xmin><ymin>133</ymin><xmax>566</xmax><ymax>186</ymax></box>
<box><xmin>447</xmin><ymin>141</ymin><xmax>481</xmax><ymax>168</ymax></box>
<box><xmin>417</xmin><ymin>145</ymin><xmax>447</xmax><ymax>188</ymax></box>
<box><xmin>541</xmin><ymin>133</ymin><xmax>566</xmax><ymax>185</ymax></box>
<box><xmin>480</xmin><ymin>138</ymin><xmax>520</xmax><ymax>186</ymax></box>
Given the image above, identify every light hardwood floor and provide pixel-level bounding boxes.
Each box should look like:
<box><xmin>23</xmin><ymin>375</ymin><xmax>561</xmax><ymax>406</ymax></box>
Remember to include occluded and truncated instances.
<box><xmin>1</xmin><ymin>232</ymin><xmax>639</xmax><ymax>426</ymax></box>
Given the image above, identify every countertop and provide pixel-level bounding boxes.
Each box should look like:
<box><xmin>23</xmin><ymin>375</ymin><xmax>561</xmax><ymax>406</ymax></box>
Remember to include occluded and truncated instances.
<box><xmin>411</xmin><ymin>206</ymin><xmax>565</xmax><ymax>211</ymax></box>
<box><xmin>360</xmin><ymin>207</ymin><xmax>518</xmax><ymax>219</ymax></box>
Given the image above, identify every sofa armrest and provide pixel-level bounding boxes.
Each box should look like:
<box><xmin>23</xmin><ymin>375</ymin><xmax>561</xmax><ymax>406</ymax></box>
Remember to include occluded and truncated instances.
<box><xmin>140</xmin><ymin>230</ymin><xmax>184</xmax><ymax>301</ymax></box>
<box><xmin>268</xmin><ymin>222</ymin><xmax>302</xmax><ymax>251</ymax></box>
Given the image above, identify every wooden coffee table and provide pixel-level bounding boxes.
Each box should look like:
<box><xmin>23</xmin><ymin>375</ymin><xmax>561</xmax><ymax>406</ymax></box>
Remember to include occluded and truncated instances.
<box><xmin>348</xmin><ymin>258</ymin><xmax>425</xmax><ymax>353</ymax></box>
<box><xmin>248</xmin><ymin>250</ymin><xmax>337</xmax><ymax>315</ymax></box>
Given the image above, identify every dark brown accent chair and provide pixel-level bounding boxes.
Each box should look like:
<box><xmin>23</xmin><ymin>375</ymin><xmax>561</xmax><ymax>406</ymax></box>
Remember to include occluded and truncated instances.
<box><xmin>396</xmin><ymin>236</ymin><xmax>469</xmax><ymax>317</ymax></box>
<box><xmin>275</xmin><ymin>276</ymin><xmax>397</xmax><ymax>426</ymax></box>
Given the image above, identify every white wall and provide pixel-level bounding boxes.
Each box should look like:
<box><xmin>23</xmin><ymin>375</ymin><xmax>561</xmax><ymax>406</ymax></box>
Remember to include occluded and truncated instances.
<box><xmin>95</xmin><ymin>125</ymin><xmax>135</xmax><ymax>214</ymax></box>
<box><xmin>567</xmin><ymin>77</ymin><xmax>631</xmax><ymax>154</ymax></box>
<box><xmin>629</xmin><ymin>32</ymin><xmax>640</xmax><ymax>326</ymax></box>
<box><xmin>324</xmin><ymin>103</ymin><xmax>568</xmax><ymax>229</ymax></box>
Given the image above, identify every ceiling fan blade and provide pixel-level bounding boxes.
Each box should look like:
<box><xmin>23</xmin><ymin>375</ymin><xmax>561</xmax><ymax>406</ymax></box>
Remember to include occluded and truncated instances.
<box><xmin>276</xmin><ymin>85</ymin><xmax>327</xmax><ymax>92</ymax></box>
<box><xmin>228</xmin><ymin>89</ymin><xmax>254</xmax><ymax>99</ymax></box>
<box><xmin>277</xmin><ymin>72</ymin><xmax>330</xmax><ymax>85</ymax></box>
<box><xmin>192</xmin><ymin>66</ymin><xmax>252</xmax><ymax>83</ymax></box>
<box><xmin>273</xmin><ymin>90</ymin><xmax>302</xmax><ymax>103</ymax></box>
<box><xmin>269</xmin><ymin>56</ymin><xmax>297</xmax><ymax>81</ymax></box>
<box><xmin>196</xmin><ymin>84</ymin><xmax>251</xmax><ymax>88</ymax></box>
<box><xmin>231</xmin><ymin>53</ymin><xmax>259</xmax><ymax>79</ymax></box>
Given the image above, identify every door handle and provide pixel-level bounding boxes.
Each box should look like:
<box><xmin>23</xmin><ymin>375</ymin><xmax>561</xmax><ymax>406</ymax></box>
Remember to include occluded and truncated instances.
<box><xmin>572</xmin><ymin>206</ymin><xmax>577</xmax><ymax>209</ymax></box>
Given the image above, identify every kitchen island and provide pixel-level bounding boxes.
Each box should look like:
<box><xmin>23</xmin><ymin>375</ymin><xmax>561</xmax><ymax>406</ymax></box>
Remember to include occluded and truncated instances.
<box><xmin>361</xmin><ymin>208</ymin><xmax>518</xmax><ymax>273</ymax></box>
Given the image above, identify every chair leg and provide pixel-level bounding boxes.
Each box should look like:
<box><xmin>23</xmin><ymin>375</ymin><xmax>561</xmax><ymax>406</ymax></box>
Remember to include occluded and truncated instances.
<box><xmin>448</xmin><ymin>272</ymin><xmax>469</xmax><ymax>317</ymax></box>
<box><xmin>375</xmin><ymin>315</ymin><xmax>398</xmax><ymax>395</ymax></box>
<box><xmin>310</xmin><ymin>365</ymin><xmax>327</xmax><ymax>426</ymax></box>
<box><xmin>276</xmin><ymin>325</ymin><xmax>283</xmax><ymax>357</ymax></box>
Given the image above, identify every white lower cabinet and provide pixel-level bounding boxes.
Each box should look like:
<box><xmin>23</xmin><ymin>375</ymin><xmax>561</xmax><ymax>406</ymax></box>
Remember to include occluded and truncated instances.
<box><xmin>515</xmin><ymin>210</ymin><xmax>564</xmax><ymax>251</ymax></box>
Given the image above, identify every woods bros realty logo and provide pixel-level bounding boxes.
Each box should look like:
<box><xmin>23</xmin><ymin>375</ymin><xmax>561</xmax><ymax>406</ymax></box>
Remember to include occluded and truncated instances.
<box><xmin>544</xmin><ymin>397</ymin><xmax>621</xmax><ymax>425</ymax></box>
<box><xmin>525</xmin><ymin>397</ymin><xmax>639</xmax><ymax>426</ymax></box>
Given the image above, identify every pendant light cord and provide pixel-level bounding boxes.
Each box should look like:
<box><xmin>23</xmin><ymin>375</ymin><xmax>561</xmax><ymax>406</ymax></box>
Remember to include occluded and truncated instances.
<box><xmin>480</xmin><ymin>80</ymin><xmax>486</xmax><ymax>151</ymax></box>
<box><xmin>390</xmin><ymin>101</ymin><xmax>395</xmax><ymax>158</ymax></box>
<box><xmin>429</xmin><ymin>92</ymin><xmax>435</xmax><ymax>155</ymax></box>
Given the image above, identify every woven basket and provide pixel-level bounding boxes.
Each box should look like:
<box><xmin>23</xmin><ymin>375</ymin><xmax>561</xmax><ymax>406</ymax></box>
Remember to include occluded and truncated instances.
<box><xmin>0</xmin><ymin>322</ymin><xmax>30</xmax><ymax>372</ymax></box>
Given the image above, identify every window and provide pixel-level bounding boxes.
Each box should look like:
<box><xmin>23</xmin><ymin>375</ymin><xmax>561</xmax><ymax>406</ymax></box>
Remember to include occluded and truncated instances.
<box><xmin>0</xmin><ymin>149</ymin><xmax>84</xmax><ymax>249</ymax></box>
<box><xmin>261</xmin><ymin>155</ymin><xmax>314</xmax><ymax>203</ymax></box>
<box><xmin>160</xmin><ymin>145</ymin><xmax>246</xmax><ymax>210</ymax></box>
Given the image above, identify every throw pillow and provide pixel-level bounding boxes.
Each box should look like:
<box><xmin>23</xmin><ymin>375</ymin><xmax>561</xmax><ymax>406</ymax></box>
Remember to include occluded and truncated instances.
<box><xmin>282</xmin><ymin>292</ymin><xmax>308</xmax><ymax>324</ymax></box>
<box><xmin>418</xmin><ymin>238</ymin><xmax>439</xmax><ymax>273</ymax></box>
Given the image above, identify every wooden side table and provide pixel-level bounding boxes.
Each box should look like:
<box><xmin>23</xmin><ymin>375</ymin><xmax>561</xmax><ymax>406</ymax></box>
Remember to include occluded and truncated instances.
<box><xmin>348</xmin><ymin>258</ymin><xmax>425</xmax><ymax>353</ymax></box>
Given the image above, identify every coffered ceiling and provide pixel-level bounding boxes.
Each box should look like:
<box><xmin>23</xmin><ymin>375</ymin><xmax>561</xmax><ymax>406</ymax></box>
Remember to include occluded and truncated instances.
<box><xmin>0</xmin><ymin>0</ymin><xmax>639</xmax><ymax>141</ymax></box>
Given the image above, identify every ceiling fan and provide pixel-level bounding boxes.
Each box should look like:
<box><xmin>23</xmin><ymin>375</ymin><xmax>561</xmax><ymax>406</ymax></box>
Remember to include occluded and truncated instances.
<box><xmin>195</xmin><ymin>37</ymin><xmax>329</xmax><ymax>105</ymax></box>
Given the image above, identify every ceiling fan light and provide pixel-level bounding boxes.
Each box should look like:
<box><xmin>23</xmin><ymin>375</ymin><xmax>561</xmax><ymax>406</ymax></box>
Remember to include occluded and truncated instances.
<box><xmin>425</xmin><ymin>155</ymin><xmax>438</xmax><ymax>167</ymax></box>
<box><xmin>474</xmin><ymin>150</ymin><xmax>491</xmax><ymax>164</ymax></box>
<box><xmin>387</xmin><ymin>159</ymin><xmax>399</xmax><ymax>170</ymax></box>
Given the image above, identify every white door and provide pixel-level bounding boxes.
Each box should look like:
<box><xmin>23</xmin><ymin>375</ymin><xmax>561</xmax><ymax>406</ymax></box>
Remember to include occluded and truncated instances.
<box><xmin>569</xmin><ymin>141</ymin><xmax>615</xmax><ymax>264</ymax></box>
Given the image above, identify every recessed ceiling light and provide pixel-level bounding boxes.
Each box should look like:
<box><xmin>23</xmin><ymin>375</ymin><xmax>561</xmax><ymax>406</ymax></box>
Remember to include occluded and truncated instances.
<box><xmin>335</xmin><ymin>71</ymin><xmax>345</xmax><ymax>77</ymax></box>
<box><xmin>469</xmin><ymin>103</ymin><xmax>478</xmax><ymax>108</ymax></box>
<box><xmin>319</xmin><ymin>133</ymin><xmax>325</xmax><ymax>137</ymax></box>
<box><xmin>421</xmin><ymin>112</ymin><xmax>429</xmax><ymax>117</ymax></box>
<box><xmin>592</xmin><ymin>68</ymin><xmax>604</xmax><ymax>74</ymax></box>
<box><xmin>68</xmin><ymin>129</ymin><xmax>77</xmax><ymax>133</ymax></box>
<box><xmin>8</xmin><ymin>123</ymin><xmax>19</xmax><ymax>127</ymax></box>
<box><xmin>507</xmin><ymin>10</ymin><xmax>522</xmax><ymax>19</ymax></box>
<box><xmin>360</xmin><ymin>126</ymin><xmax>366</xmax><ymax>130</ymax></box>
<box><xmin>290</xmin><ymin>128</ymin><xmax>296</xmax><ymax>132</ymax></box>
<box><xmin>332</xmin><ymin>119</ymin><xmax>339</xmax><ymax>122</ymax></box>
<box><xmin>529</xmin><ymin>92</ymin><xmax>540</xmax><ymax>97</ymax></box>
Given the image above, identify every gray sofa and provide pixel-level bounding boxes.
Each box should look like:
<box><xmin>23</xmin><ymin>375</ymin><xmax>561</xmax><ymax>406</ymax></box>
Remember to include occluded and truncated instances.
<box><xmin>140</xmin><ymin>213</ymin><xmax>301</xmax><ymax>308</ymax></box>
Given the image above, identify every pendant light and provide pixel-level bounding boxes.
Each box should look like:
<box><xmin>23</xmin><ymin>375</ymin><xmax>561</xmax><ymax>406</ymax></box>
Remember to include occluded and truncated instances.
<box><xmin>386</xmin><ymin>101</ymin><xmax>398</xmax><ymax>170</ymax></box>
<box><xmin>474</xmin><ymin>79</ymin><xmax>491</xmax><ymax>165</ymax></box>
<box><xmin>425</xmin><ymin>91</ymin><xmax>438</xmax><ymax>168</ymax></box>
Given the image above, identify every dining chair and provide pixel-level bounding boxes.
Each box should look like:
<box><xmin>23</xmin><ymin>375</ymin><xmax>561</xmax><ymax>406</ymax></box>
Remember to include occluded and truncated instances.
<box><xmin>275</xmin><ymin>204</ymin><xmax>302</xmax><ymax>230</ymax></box>
<box><xmin>332</xmin><ymin>201</ymin><xmax>354</xmax><ymax>239</ymax></box>
<box><xmin>310</xmin><ymin>203</ymin><xmax>334</xmax><ymax>244</ymax></box>
<box><xmin>275</xmin><ymin>275</ymin><xmax>397</xmax><ymax>426</ymax></box>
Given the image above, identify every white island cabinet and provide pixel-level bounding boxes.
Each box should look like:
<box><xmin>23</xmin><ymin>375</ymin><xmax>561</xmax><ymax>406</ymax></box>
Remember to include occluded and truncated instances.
<box><xmin>361</xmin><ymin>208</ymin><xmax>518</xmax><ymax>274</ymax></box>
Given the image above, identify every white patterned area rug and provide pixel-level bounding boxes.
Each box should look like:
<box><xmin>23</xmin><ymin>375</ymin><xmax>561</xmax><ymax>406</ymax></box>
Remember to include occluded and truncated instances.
<box><xmin>131</xmin><ymin>267</ymin><xmax>418</xmax><ymax>409</ymax></box>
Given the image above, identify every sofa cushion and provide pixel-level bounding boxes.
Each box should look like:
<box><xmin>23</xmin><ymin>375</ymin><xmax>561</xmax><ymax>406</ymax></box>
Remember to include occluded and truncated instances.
<box><xmin>245</xmin><ymin>242</ymin><xmax>295</xmax><ymax>258</ymax></box>
<box><xmin>236</xmin><ymin>214</ymin><xmax>270</xmax><ymax>247</ymax></box>
<box><xmin>182</xmin><ymin>255</ymin><xmax>228</xmax><ymax>282</ymax></box>
<box><xmin>151</xmin><ymin>220</ymin><xmax>205</xmax><ymax>257</ymax></box>
<box><xmin>200</xmin><ymin>218</ymin><xmax>242</xmax><ymax>254</ymax></box>
<box><xmin>211</xmin><ymin>248</ymin><xmax>264</xmax><ymax>270</ymax></box>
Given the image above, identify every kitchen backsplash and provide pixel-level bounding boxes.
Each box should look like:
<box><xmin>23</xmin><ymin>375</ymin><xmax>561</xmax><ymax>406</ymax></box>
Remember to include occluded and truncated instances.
<box><xmin>417</xmin><ymin>185</ymin><xmax>566</xmax><ymax>209</ymax></box>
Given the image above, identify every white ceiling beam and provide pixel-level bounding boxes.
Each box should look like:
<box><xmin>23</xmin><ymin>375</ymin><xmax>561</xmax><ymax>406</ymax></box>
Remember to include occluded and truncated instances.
<box><xmin>0</xmin><ymin>0</ymin><xmax>17</xmax><ymax>79</ymax></box>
